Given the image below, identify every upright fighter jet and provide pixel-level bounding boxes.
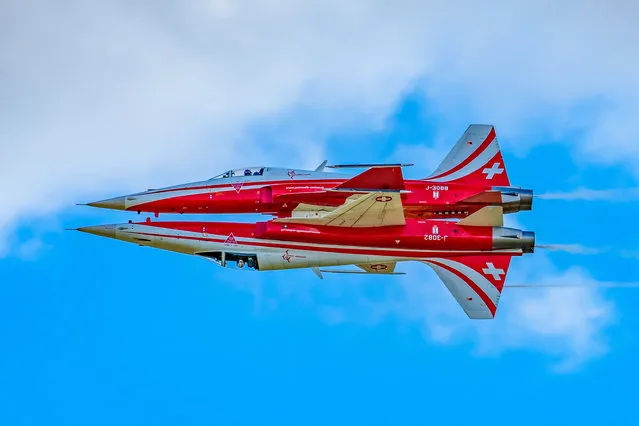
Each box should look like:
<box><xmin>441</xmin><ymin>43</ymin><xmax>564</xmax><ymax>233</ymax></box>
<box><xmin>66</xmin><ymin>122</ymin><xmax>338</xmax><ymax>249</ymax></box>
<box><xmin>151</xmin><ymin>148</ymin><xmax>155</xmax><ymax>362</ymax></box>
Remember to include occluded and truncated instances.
<box><xmin>77</xmin><ymin>195</ymin><xmax>535</xmax><ymax>319</ymax></box>
<box><xmin>86</xmin><ymin>125</ymin><xmax>532</xmax><ymax>219</ymax></box>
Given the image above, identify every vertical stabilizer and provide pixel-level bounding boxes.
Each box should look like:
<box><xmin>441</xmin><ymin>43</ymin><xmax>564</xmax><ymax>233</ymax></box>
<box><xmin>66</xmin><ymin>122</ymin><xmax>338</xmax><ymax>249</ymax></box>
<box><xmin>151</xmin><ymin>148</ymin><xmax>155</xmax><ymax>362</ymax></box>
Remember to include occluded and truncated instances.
<box><xmin>426</xmin><ymin>125</ymin><xmax>511</xmax><ymax>187</ymax></box>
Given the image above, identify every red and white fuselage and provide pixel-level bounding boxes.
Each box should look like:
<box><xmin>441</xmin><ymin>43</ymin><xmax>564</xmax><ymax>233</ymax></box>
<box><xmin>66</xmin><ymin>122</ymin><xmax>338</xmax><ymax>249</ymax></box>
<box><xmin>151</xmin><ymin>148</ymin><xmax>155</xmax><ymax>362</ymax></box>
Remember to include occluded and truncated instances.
<box><xmin>87</xmin><ymin>125</ymin><xmax>533</xmax><ymax>219</ymax></box>
<box><xmin>79</xmin><ymin>219</ymin><xmax>534</xmax><ymax>272</ymax></box>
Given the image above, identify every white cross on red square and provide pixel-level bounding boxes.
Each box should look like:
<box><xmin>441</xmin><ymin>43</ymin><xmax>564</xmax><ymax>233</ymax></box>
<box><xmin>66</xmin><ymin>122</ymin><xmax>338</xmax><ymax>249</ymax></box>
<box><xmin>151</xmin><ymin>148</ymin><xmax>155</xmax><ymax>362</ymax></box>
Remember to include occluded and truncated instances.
<box><xmin>482</xmin><ymin>162</ymin><xmax>505</xmax><ymax>180</ymax></box>
<box><xmin>482</xmin><ymin>262</ymin><xmax>505</xmax><ymax>280</ymax></box>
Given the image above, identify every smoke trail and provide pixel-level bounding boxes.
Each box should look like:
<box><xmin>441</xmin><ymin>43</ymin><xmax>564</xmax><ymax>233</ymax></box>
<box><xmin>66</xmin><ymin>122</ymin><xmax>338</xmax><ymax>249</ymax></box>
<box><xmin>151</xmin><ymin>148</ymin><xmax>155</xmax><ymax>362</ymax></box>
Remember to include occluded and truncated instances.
<box><xmin>536</xmin><ymin>187</ymin><xmax>639</xmax><ymax>201</ymax></box>
<box><xmin>536</xmin><ymin>244</ymin><xmax>605</xmax><ymax>255</ymax></box>
<box><xmin>506</xmin><ymin>282</ymin><xmax>639</xmax><ymax>288</ymax></box>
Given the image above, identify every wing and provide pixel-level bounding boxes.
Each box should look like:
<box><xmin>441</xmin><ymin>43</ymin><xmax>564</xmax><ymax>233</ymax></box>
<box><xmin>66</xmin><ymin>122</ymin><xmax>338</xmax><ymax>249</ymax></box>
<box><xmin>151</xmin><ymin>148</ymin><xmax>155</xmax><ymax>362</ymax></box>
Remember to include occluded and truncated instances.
<box><xmin>275</xmin><ymin>191</ymin><xmax>405</xmax><ymax>227</ymax></box>
<box><xmin>422</xmin><ymin>255</ymin><xmax>513</xmax><ymax>319</ymax></box>
<box><xmin>319</xmin><ymin>262</ymin><xmax>405</xmax><ymax>275</ymax></box>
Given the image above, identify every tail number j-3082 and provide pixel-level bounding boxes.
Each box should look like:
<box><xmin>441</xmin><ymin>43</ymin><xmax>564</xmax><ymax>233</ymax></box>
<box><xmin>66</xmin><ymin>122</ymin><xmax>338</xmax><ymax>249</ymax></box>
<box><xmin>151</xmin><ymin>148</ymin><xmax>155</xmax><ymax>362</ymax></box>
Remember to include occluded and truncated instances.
<box><xmin>424</xmin><ymin>225</ymin><xmax>448</xmax><ymax>241</ymax></box>
<box><xmin>424</xmin><ymin>235</ymin><xmax>448</xmax><ymax>241</ymax></box>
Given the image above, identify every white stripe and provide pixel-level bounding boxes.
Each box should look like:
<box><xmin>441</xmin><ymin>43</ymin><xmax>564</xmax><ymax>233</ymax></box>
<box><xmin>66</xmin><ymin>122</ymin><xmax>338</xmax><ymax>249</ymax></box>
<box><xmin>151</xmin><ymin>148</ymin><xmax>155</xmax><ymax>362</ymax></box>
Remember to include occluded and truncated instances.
<box><xmin>425</xmin><ymin>262</ymin><xmax>494</xmax><ymax>318</ymax></box>
<box><xmin>429</xmin><ymin>142</ymin><xmax>499</xmax><ymax>183</ymax></box>
<box><xmin>425</xmin><ymin>257</ymin><xmax>502</xmax><ymax>303</ymax></box>
<box><xmin>125</xmin><ymin>184</ymin><xmax>272</xmax><ymax>208</ymax></box>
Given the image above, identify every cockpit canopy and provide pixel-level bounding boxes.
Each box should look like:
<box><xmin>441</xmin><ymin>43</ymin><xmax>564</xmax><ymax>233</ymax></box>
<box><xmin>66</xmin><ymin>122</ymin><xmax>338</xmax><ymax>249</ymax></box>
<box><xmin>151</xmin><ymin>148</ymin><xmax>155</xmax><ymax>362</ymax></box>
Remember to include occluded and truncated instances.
<box><xmin>210</xmin><ymin>167</ymin><xmax>265</xmax><ymax>179</ymax></box>
<box><xmin>208</xmin><ymin>166</ymin><xmax>342</xmax><ymax>181</ymax></box>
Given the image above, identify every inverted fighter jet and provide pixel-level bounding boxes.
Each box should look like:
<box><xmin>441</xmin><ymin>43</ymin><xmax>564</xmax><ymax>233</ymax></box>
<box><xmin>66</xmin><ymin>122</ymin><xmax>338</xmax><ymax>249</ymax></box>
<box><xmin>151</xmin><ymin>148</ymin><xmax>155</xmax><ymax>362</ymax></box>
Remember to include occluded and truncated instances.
<box><xmin>86</xmin><ymin>125</ymin><xmax>532</xmax><ymax>219</ymax></box>
<box><xmin>77</xmin><ymin>191</ymin><xmax>535</xmax><ymax>319</ymax></box>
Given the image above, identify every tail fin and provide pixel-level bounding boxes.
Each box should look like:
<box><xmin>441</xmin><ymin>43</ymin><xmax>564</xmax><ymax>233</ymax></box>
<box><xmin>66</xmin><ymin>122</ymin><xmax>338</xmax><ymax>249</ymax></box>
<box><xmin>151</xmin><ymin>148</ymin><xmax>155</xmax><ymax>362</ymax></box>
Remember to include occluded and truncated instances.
<box><xmin>426</xmin><ymin>124</ymin><xmax>511</xmax><ymax>187</ymax></box>
<box><xmin>423</xmin><ymin>255</ymin><xmax>513</xmax><ymax>319</ymax></box>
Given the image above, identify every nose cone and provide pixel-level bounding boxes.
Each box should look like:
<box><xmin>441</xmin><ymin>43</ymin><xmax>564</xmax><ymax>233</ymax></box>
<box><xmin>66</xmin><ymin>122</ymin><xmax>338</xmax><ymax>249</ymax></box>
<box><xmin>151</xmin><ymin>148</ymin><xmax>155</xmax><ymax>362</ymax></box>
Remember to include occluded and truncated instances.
<box><xmin>87</xmin><ymin>196</ymin><xmax>126</xmax><ymax>210</ymax></box>
<box><xmin>77</xmin><ymin>224</ymin><xmax>116</xmax><ymax>239</ymax></box>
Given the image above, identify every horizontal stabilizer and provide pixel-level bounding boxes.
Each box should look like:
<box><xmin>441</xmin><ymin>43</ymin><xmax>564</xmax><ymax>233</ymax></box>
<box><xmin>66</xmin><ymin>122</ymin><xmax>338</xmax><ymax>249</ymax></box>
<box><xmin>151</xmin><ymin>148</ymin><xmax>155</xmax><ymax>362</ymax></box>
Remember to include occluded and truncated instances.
<box><xmin>335</xmin><ymin>166</ymin><xmax>405</xmax><ymax>191</ymax></box>
<box><xmin>423</xmin><ymin>255</ymin><xmax>513</xmax><ymax>319</ymax></box>
<box><xmin>458</xmin><ymin>206</ymin><xmax>503</xmax><ymax>227</ymax></box>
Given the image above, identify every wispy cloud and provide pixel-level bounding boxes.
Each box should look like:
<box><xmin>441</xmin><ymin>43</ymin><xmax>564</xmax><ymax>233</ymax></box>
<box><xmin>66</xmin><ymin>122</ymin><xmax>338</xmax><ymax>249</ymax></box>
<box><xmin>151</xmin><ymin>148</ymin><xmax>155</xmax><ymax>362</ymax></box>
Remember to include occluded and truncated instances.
<box><xmin>537</xmin><ymin>188</ymin><xmax>639</xmax><ymax>201</ymax></box>
<box><xmin>391</xmin><ymin>262</ymin><xmax>615</xmax><ymax>373</ymax></box>
<box><xmin>536</xmin><ymin>244</ymin><xmax>607</xmax><ymax>255</ymax></box>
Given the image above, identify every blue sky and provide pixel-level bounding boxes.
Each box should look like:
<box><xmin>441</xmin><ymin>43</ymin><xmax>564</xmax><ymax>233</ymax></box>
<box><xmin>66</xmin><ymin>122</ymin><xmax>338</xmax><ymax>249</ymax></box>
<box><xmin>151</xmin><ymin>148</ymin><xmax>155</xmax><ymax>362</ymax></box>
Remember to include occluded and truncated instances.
<box><xmin>2</xmin><ymin>93</ymin><xmax>639</xmax><ymax>425</ymax></box>
<box><xmin>2</xmin><ymin>2</ymin><xmax>639</xmax><ymax>425</ymax></box>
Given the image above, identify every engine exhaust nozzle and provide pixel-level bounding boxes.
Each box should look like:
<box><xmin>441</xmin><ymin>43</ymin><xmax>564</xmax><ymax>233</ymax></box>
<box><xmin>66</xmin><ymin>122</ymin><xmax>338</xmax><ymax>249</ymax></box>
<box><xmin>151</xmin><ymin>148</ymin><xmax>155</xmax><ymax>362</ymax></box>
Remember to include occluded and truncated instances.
<box><xmin>492</xmin><ymin>227</ymin><xmax>535</xmax><ymax>253</ymax></box>
<box><xmin>494</xmin><ymin>187</ymin><xmax>534</xmax><ymax>213</ymax></box>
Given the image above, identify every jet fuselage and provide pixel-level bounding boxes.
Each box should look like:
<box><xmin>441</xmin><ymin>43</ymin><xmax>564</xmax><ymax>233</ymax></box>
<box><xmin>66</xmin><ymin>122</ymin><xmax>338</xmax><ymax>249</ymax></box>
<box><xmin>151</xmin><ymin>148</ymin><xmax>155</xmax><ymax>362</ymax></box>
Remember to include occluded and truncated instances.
<box><xmin>79</xmin><ymin>218</ymin><xmax>534</xmax><ymax>272</ymax></box>
<box><xmin>91</xmin><ymin>173</ymin><xmax>533</xmax><ymax>219</ymax></box>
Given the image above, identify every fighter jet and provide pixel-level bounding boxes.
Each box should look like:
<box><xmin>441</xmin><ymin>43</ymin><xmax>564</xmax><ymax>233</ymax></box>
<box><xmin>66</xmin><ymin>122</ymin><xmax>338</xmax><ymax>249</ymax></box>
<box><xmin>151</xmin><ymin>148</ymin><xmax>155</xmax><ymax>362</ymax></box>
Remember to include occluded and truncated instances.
<box><xmin>86</xmin><ymin>125</ymin><xmax>533</xmax><ymax>219</ymax></box>
<box><xmin>77</xmin><ymin>191</ymin><xmax>535</xmax><ymax>319</ymax></box>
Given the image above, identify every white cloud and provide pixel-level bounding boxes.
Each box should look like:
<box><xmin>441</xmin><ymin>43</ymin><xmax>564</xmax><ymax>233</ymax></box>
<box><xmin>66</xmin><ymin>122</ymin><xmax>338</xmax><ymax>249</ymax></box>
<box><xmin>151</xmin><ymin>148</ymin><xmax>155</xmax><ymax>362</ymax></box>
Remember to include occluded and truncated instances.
<box><xmin>289</xmin><ymin>255</ymin><xmax>616</xmax><ymax>372</ymax></box>
<box><xmin>473</xmin><ymin>267</ymin><xmax>615</xmax><ymax>373</ymax></box>
<box><xmin>2</xmin><ymin>0</ymin><xmax>639</xmax><ymax>254</ymax></box>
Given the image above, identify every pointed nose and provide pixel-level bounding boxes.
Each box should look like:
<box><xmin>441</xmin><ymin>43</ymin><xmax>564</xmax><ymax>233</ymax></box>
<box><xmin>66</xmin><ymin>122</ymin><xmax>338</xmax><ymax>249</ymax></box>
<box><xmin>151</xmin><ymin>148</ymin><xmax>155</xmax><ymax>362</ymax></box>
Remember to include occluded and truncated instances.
<box><xmin>87</xmin><ymin>196</ymin><xmax>125</xmax><ymax>210</ymax></box>
<box><xmin>77</xmin><ymin>225</ymin><xmax>116</xmax><ymax>239</ymax></box>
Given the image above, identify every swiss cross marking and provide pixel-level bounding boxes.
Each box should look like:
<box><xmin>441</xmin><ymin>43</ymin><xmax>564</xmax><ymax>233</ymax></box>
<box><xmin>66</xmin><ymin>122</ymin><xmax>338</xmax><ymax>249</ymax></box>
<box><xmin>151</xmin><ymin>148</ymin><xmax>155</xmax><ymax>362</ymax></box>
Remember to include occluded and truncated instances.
<box><xmin>433</xmin><ymin>190</ymin><xmax>439</xmax><ymax>200</ymax></box>
<box><xmin>482</xmin><ymin>262</ymin><xmax>505</xmax><ymax>280</ymax></box>
<box><xmin>482</xmin><ymin>162</ymin><xmax>505</xmax><ymax>180</ymax></box>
